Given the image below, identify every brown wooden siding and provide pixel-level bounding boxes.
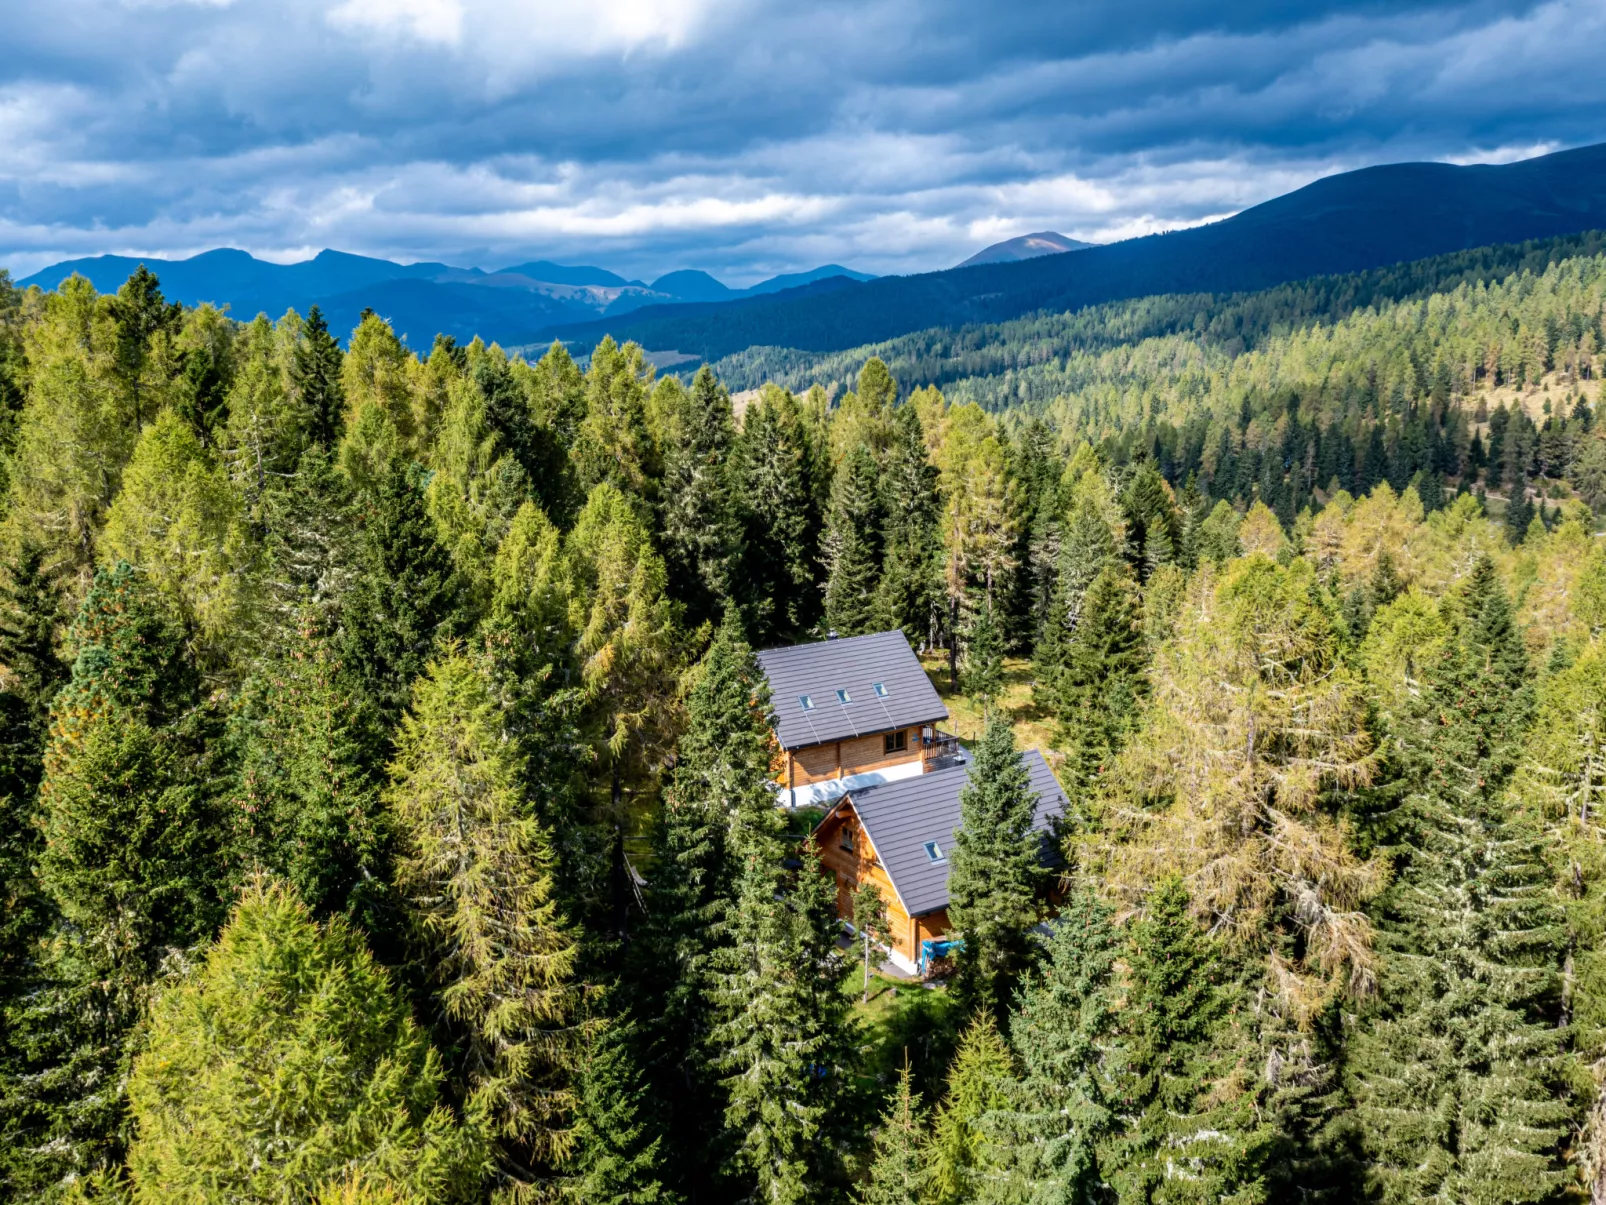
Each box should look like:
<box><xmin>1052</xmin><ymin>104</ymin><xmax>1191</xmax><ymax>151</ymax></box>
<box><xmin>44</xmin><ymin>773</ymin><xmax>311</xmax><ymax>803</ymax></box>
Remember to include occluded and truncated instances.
<box><xmin>813</xmin><ymin>803</ymin><xmax>918</xmax><ymax>961</ymax></box>
<box><xmin>780</xmin><ymin>726</ymin><xmax>926</xmax><ymax>788</ymax></box>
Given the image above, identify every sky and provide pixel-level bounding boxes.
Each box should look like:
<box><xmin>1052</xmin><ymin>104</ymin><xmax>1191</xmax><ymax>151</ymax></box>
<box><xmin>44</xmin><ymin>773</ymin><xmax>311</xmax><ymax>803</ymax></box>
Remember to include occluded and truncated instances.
<box><xmin>1</xmin><ymin>0</ymin><xmax>1602</xmax><ymax>286</ymax></box>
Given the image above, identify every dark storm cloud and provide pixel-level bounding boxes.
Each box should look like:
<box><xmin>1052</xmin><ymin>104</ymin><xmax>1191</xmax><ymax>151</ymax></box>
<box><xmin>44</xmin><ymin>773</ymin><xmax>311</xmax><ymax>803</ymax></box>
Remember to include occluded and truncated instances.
<box><xmin>0</xmin><ymin>0</ymin><xmax>1598</xmax><ymax>283</ymax></box>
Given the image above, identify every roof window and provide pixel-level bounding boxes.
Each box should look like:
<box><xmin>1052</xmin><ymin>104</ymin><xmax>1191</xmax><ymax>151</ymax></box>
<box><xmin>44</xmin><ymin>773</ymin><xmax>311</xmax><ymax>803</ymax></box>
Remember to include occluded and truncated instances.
<box><xmin>873</xmin><ymin>682</ymin><xmax>889</xmax><ymax>698</ymax></box>
<box><xmin>799</xmin><ymin>695</ymin><xmax>814</xmax><ymax>711</ymax></box>
<box><xmin>924</xmin><ymin>841</ymin><xmax>946</xmax><ymax>864</ymax></box>
<box><xmin>836</xmin><ymin>688</ymin><xmax>851</xmax><ymax>704</ymax></box>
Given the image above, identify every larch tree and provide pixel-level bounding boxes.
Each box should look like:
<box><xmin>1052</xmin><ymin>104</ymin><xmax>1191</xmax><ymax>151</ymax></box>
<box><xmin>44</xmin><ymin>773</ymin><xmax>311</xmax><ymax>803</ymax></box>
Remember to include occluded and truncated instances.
<box><xmin>948</xmin><ymin>716</ymin><xmax>1043</xmax><ymax>1020</ymax></box>
<box><xmin>125</xmin><ymin>877</ymin><xmax>487</xmax><ymax>1203</ymax></box>
<box><xmin>564</xmin><ymin>482</ymin><xmax>681</xmax><ymax>815</ymax></box>
<box><xmin>929</xmin><ymin>1013</ymin><xmax>1015</xmax><ymax>1205</ymax></box>
<box><xmin>100</xmin><ymin>408</ymin><xmax>257</xmax><ymax>652</ymax></box>
<box><xmin>573</xmin><ymin>337</ymin><xmax>660</xmax><ymax>501</ymax></box>
<box><xmin>424</xmin><ymin>369</ymin><xmax>530</xmax><ymax>607</ymax></box>
<box><xmin>4</xmin><ymin>275</ymin><xmax>133</xmax><ymax>585</ymax></box>
<box><xmin>858</xmin><ymin>1061</ymin><xmax>928</xmax><ymax>1205</ymax></box>
<box><xmin>387</xmin><ymin>649</ymin><xmax>585</xmax><ymax>1193</ymax></box>
<box><xmin>1108</xmin><ymin>554</ymin><xmax>1382</xmax><ymax>1016</ymax></box>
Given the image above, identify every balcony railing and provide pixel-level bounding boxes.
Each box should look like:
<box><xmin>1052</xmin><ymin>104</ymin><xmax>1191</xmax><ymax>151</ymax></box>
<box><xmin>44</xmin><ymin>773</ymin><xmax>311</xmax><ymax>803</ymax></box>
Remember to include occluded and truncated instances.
<box><xmin>921</xmin><ymin>727</ymin><xmax>965</xmax><ymax>771</ymax></box>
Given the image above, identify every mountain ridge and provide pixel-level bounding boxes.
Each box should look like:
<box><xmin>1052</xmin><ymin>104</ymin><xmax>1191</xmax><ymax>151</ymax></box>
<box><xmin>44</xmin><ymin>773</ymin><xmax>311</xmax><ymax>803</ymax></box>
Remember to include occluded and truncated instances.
<box><xmin>545</xmin><ymin>141</ymin><xmax>1606</xmax><ymax>362</ymax></box>
<box><xmin>13</xmin><ymin>249</ymin><xmax>876</xmax><ymax>346</ymax></box>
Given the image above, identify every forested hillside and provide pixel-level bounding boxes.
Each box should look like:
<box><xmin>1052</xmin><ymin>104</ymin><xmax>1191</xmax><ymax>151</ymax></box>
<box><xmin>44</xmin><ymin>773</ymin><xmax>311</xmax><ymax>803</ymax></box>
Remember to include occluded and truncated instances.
<box><xmin>2</xmin><ymin>253</ymin><xmax>1606</xmax><ymax>1203</ymax></box>
<box><xmin>554</xmin><ymin>141</ymin><xmax>1606</xmax><ymax>362</ymax></box>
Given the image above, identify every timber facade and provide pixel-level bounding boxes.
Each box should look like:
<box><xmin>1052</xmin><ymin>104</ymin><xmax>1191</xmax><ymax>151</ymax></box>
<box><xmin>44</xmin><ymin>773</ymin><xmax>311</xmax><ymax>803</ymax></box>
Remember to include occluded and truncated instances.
<box><xmin>753</xmin><ymin>629</ymin><xmax>1066</xmax><ymax>975</ymax></box>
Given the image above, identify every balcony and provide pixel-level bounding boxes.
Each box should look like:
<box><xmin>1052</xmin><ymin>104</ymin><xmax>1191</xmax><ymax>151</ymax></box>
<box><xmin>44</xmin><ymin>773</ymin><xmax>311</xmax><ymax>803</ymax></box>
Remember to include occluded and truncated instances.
<box><xmin>921</xmin><ymin>727</ymin><xmax>965</xmax><ymax>771</ymax></box>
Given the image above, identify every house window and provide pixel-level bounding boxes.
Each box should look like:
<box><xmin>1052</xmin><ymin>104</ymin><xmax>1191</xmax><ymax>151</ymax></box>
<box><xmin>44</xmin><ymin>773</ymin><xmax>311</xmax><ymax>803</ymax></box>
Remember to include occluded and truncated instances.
<box><xmin>799</xmin><ymin>695</ymin><xmax>814</xmax><ymax>711</ymax></box>
<box><xmin>836</xmin><ymin>688</ymin><xmax>851</xmax><ymax>704</ymax></box>
<box><xmin>840</xmin><ymin>824</ymin><xmax>855</xmax><ymax>852</ymax></box>
<box><xmin>924</xmin><ymin>841</ymin><xmax>946</xmax><ymax>864</ymax></box>
<box><xmin>884</xmin><ymin>730</ymin><xmax>908</xmax><ymax>755</ymax></box>
<box><xmin>873</xmin><ymin>681</ymin><xmax>889</xmax><ymax>698</ymax></box>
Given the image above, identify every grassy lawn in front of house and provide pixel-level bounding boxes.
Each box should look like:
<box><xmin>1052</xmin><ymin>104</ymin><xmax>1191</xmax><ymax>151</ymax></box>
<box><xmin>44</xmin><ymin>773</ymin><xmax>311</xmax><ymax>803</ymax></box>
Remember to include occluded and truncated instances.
<box><xmin>919</xmin><ymin>651</ymin><xmax>1060</xmax><ymax>761</ymax></box>
<box><xmin>844</xmin><ymin>963</ymin><xmax>965</xmax><ymax>1106</ymax></box>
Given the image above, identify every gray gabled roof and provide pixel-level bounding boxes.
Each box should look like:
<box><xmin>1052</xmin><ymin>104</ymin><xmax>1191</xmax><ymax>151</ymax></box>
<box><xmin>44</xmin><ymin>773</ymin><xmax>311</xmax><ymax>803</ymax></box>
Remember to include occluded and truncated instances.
<box><xmin>833</xmin><ymin>749</ymin><xmax>1066</xmax><ymax>918</ymax></box>
<box><xmin>755</xmin><ymin>630</ymin><xmax>947</xmax><ymax>751</ymax></box>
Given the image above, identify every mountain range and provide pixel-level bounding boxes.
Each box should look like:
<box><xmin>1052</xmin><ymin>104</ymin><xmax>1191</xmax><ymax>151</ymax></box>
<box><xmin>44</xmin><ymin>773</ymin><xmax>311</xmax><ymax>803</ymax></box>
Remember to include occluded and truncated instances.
<box><xmin>16</xmin><ymin>141</ymin><xmax>1606</xmax><ymax>365</ymax></box>
<box><xmin>548</xmin><ymin>141</ymin><xmax>1606</xmax><ymax>364</ymax></box>
<box><xmin>15</xmin><ymin>251</ymin><xmax>875</xmax><ymax>349</ymax></box>
<box><xmin>954</xmin><ymin>231</ymin><xmax>1093</xmax><ymax>268</ymax></box>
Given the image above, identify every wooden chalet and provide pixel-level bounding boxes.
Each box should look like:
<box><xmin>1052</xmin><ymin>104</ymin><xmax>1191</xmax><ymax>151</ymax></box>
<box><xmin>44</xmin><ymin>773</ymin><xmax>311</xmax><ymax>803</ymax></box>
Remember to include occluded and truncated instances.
<box><xmin>754</xmin><ymin>630</ymin><xmax>957</xmax><ymax>808</ymax></box>
<box><xmin>810</xmin><ymin>750</ymin><xmax>1067</xmax><ymax>973</ymax></box>
<box><xmin>754</xmin><ymin>630</ymin><xmax>1067</xmax><ymax>974</ymax></box>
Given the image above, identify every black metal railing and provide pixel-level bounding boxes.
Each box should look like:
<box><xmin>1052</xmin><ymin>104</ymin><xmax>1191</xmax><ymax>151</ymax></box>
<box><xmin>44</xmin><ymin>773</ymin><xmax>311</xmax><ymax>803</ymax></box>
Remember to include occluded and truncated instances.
<box><xmin>921</xmin><ymin>728</ymin><xmax>964</xmax><ymax>770</ymax></box>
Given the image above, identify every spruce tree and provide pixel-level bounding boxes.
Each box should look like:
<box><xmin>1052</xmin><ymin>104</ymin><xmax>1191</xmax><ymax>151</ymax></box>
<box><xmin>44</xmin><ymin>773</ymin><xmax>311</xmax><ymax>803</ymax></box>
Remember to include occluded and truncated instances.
<box><xmin>294</xmin><ymin>305</ymin><xmax>347</xmax><ymax>449</ymax></box>
<box><xmin>876</xmin><ymin>403</ymin><xmax>942</xmax><ymax>643</ymax></box>
<box><xmin>929</xmin><ymin>1013</ymin><xmax>1015</xmax><ymax>1205</ymax></box>
<box><xmin>740</xmin><ymin>385</ymin><xmax>823</xmax><ymax>642</ymax></box>
<box><xmin>107</xmin><ymin>265</ymin><xmax>181</xmax><ymax>431</ymax></box>
<box><xmin>230</xmin><ymin>609</ymin><xmax>385</xmax><ymax>921</ymax></box>
<box><xmin>1119</xmin><ymin>462</ymin><xmax>1179</xmax><ymax>583</ymax></box>
<box><xmin>985</xmin><ymin>888</ymin><xmax>1119</xmax><ymax>1205</ymax></box>
<box><xmin>961</xmin><ymin>598</ymin><xmax>1005</xmax><ymax>717</ymax></box>
<box><xmin>387</xmin><ymin>649</ymin><xmax>583</xmax><ymax>1189</ymax></box>
<box><xmin>565</xmin><ymin>1015</ymin><xmax>679</xmax><ymax>1205</ymax></box>
<box><xmin>4</xmin><ymin>564</ymin><xmax>226</xmax><ymax>1192</ymax></box>
<box><xmin>633</xmin><ymin>610</ymin><xmax>770</xmax><ymax>1197</ymax></box>
<box><xmin>1054</xmin><ymin>564</ymin><xmax>1146</xmax><ymax>799</ymax></box>
<box><xmin>1348</xmin><ymin>558</ymin><xmax>1573</xmax><ymax>1202</ymax></box>
<box><xmin>712</xmin><ymin>829</ymin><xmax>855</xmax><ymax>1202</ymax></box>
<box><xmin>659</xmin><ymin>366</ymin><xmax>743</xmax><ymax>628</ymax></box>
<box><xmin>859</xmin><ymin>1061</ymin><xmax>928</xmax><ymax>1205</ymax></box>
<box><xmin>823</xmin><ymin>444</ymin><xmax>884</xmax><ymax>637</ymax></box>
<box><xmin>125</xmin><ymin>877</ymin><xmax>486</xmax><ymax>1202</ymax></box>
<box><xmin>1101</xmin><ymin>878</ymin><xmax>1272</xmax><ymax>1203</ymax></box>
<box><xmin>340</xmin><ymin>460</ymin><xmax>467</xmax><ymax>767</ymax></box>
<box><xmin>948</xmin><ymin>717</ymin><xmax>1042</xmax><ymax>1019</ymax></box>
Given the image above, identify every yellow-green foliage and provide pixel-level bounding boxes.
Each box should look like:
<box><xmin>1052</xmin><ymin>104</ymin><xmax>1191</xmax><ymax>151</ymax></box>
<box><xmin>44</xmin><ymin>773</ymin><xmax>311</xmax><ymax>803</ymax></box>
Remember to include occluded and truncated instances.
<box><xmin>126</xmin><ymin>877</ymin><xmax>486</xmax><ymax>1203</ymax></box>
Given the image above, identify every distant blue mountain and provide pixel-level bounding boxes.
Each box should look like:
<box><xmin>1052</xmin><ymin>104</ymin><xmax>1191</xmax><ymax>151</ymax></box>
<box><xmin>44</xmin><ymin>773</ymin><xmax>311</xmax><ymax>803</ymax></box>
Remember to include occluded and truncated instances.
<box><xmin>744</xmin><ymin>264</ymin><xmax>877</xmax><ymax>295</ymax></box>
<box><xmin>497</xmin><ymin>260</ymin><xmax>636</xmax><ymax>287</ymax></box>
<box><xmin>649</xmin><ymin>269</ymin><xmax>736</xmax><ymax>302</ymax></box>
<box><xmin>14</xmin><ymin>248</ymin><xmax>876</xmax><ymax>347</ymax></box>
<box><xmin>556</xmin><ymin>141</ymin><xmax>1606</xmax><ymax>363</ymax></box>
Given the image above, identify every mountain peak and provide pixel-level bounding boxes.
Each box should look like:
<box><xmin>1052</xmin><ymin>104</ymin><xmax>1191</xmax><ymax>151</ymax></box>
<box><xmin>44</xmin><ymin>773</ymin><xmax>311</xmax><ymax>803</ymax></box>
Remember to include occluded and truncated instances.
<box><xmin>955</xmin><ymin>231</ymin><xmax>1094</xmax><ymax>269</ymax></box>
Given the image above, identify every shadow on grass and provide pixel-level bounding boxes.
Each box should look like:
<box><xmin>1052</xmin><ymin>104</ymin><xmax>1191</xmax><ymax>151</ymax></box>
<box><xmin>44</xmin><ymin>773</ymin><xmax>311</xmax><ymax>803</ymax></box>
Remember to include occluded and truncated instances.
<box><xmin>851</xmin><ymin>973</ymin><xmax>966</xmax><ymax>1107</ymax></box>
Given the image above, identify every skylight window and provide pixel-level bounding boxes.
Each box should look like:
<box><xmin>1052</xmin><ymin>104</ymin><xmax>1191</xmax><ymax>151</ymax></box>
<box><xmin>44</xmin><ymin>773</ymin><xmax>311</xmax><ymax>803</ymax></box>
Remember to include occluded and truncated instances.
<box><xmin>924</xmin><ymin>841</ymin><xmax>946</xmax><ymax>864</ymax></box>
<box><xmin>836</xmin><ymin>688</ymin><xmax>851</xmax><ymax>704</ymax></box>
<box><xmin>799</xmin><ymin>695</ymin><xmax>814</xmax><ymax>711</ymax></box>
<box><xmin>873</xmin><ymin>682</ymin><xmax>889</xmax><ymax>698</ymax></box>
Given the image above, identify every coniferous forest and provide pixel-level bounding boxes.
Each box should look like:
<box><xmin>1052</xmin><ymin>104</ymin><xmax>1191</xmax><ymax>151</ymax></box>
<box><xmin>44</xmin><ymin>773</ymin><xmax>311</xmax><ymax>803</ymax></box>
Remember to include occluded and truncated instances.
<box><xmin>5</xmin><ymin>246</ymin><xmax>1606</xmax><ymax>1204</ymax></box>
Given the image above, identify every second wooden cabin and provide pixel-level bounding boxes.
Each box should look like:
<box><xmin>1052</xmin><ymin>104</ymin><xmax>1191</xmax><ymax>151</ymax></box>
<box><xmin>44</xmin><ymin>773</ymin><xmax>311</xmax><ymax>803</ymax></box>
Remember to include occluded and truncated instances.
<box><xmin>755</xmin><ymin>629</ymin><xmax>1066</xmax><ymax>974</ymax></box>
